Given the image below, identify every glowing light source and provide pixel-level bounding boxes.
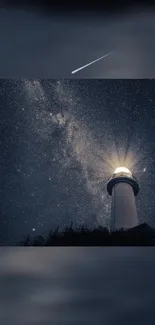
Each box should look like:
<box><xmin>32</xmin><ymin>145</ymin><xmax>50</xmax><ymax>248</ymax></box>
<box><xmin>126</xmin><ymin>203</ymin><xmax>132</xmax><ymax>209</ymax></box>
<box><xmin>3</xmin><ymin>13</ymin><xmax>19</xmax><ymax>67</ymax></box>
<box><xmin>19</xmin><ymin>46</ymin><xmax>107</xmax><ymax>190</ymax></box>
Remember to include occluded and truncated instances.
<box><xmin>114</xmin><ymin>167</ymin><xmax>132</xmax><ymax>175</ymax></box>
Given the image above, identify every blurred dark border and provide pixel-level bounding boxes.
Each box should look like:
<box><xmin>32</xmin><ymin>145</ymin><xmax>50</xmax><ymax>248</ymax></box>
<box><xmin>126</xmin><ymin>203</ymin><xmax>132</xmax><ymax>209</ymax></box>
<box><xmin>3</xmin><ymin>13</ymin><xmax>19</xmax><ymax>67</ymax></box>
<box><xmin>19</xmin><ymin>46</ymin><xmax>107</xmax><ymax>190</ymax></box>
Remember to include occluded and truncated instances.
<box><xmin>1</xmin><ymin>0</ymin><xmax>155</xmax><ymax>15</ymax></box>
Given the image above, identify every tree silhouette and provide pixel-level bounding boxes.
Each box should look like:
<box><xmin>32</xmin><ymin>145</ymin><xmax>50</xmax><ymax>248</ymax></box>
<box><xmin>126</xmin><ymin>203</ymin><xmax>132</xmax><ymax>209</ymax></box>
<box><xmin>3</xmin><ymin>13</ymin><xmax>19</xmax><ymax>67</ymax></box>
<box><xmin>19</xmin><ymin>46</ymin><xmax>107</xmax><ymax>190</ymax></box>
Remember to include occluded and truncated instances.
<box><xmin>17</xmin><ymin>222</ymin><xmax>155</xmax><ymax>246</ymax></box>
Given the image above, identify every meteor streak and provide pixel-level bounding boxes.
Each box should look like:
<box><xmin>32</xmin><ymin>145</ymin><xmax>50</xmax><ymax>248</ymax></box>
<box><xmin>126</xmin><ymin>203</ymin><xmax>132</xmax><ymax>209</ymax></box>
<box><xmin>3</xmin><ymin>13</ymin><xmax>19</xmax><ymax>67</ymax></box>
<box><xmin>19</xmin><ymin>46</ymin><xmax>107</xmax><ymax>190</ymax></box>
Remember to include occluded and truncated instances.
<box><xmin>71</xmin><ymin>52</ymin><xmax>112</xmax><ymax>74</ymax></box>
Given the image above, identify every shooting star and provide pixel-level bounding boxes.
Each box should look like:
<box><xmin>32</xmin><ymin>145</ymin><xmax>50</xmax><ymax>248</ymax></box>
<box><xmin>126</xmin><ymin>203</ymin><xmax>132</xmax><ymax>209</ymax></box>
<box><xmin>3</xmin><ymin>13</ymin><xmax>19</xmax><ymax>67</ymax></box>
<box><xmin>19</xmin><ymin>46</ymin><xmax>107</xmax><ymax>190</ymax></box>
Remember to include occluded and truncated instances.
<box><xmin>71</xmin><ymin>52</ymin><xmax>112</xmax><ymax>74</ymax></box>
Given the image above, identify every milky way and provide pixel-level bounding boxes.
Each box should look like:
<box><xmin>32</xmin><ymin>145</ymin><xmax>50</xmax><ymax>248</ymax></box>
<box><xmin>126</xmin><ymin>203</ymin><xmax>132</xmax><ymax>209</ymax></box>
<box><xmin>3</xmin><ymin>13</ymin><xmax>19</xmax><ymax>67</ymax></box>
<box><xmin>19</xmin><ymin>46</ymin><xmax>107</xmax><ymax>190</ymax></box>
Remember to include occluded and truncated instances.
<box><xmin>1</xmin><ymin>79</ymin><xmax>155</xmax><ymax>244</ymax></box>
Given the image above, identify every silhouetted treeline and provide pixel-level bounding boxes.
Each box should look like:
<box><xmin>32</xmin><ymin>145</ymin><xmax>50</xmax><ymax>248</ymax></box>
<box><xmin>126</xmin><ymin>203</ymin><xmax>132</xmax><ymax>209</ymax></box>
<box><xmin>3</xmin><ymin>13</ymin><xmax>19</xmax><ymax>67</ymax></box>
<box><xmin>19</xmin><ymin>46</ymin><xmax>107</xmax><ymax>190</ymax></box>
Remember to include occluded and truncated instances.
<box><xmin>18</xmin><ymin>223</ymin><xmax>155</xmax><ymax>246</ymax></box>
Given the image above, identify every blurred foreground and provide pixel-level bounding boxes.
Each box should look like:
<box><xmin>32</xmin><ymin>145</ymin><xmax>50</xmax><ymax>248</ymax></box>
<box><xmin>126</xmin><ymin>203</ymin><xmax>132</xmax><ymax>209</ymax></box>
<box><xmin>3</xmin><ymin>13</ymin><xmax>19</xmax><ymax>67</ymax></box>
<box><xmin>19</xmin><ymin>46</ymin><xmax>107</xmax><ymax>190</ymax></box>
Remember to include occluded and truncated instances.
<box><xmin>0</xmin><ymin>246</ymin><xmax>155</xmax><ymax>324</ymax></box>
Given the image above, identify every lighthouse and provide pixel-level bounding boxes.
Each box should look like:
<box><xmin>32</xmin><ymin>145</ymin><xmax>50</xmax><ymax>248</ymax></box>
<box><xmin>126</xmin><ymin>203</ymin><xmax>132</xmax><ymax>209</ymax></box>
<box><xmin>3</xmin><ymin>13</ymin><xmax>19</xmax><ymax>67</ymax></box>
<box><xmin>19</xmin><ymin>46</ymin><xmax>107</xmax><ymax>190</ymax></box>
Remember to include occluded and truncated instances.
<box><xmin>107</xmin><ymin>167</ymin><xmax>139</xmax><ymax>231</ymax></box>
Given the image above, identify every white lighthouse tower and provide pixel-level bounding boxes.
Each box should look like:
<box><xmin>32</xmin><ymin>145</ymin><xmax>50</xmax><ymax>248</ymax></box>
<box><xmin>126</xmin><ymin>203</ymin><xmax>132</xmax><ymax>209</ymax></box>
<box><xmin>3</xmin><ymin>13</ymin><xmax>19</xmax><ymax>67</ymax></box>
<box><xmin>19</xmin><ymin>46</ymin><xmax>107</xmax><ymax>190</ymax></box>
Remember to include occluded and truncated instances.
<box><xmin>107</xmin><ymin>167</ymin><xmax>139</xmax><ymax>231</ymax></box>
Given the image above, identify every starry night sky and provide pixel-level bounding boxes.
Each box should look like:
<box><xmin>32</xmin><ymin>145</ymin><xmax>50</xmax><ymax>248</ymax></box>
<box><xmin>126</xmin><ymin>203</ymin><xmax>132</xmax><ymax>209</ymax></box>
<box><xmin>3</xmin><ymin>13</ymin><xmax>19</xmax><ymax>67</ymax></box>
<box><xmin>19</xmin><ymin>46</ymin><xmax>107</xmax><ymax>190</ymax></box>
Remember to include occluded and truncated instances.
<box><xmin>1</xmin><ymin>79</ymin><xmax>155</xmax><ymax>245</ymax></box>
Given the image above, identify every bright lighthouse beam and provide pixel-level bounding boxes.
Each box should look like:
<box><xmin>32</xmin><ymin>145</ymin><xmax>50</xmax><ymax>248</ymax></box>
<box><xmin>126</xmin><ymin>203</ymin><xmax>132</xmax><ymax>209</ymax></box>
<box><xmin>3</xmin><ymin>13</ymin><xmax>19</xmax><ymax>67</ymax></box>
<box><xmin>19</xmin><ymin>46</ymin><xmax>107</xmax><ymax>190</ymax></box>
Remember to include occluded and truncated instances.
<box><xmin>114</xmin><ymin>167</ymin><xmax>132</xmax><ymax>174</ymax></box>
